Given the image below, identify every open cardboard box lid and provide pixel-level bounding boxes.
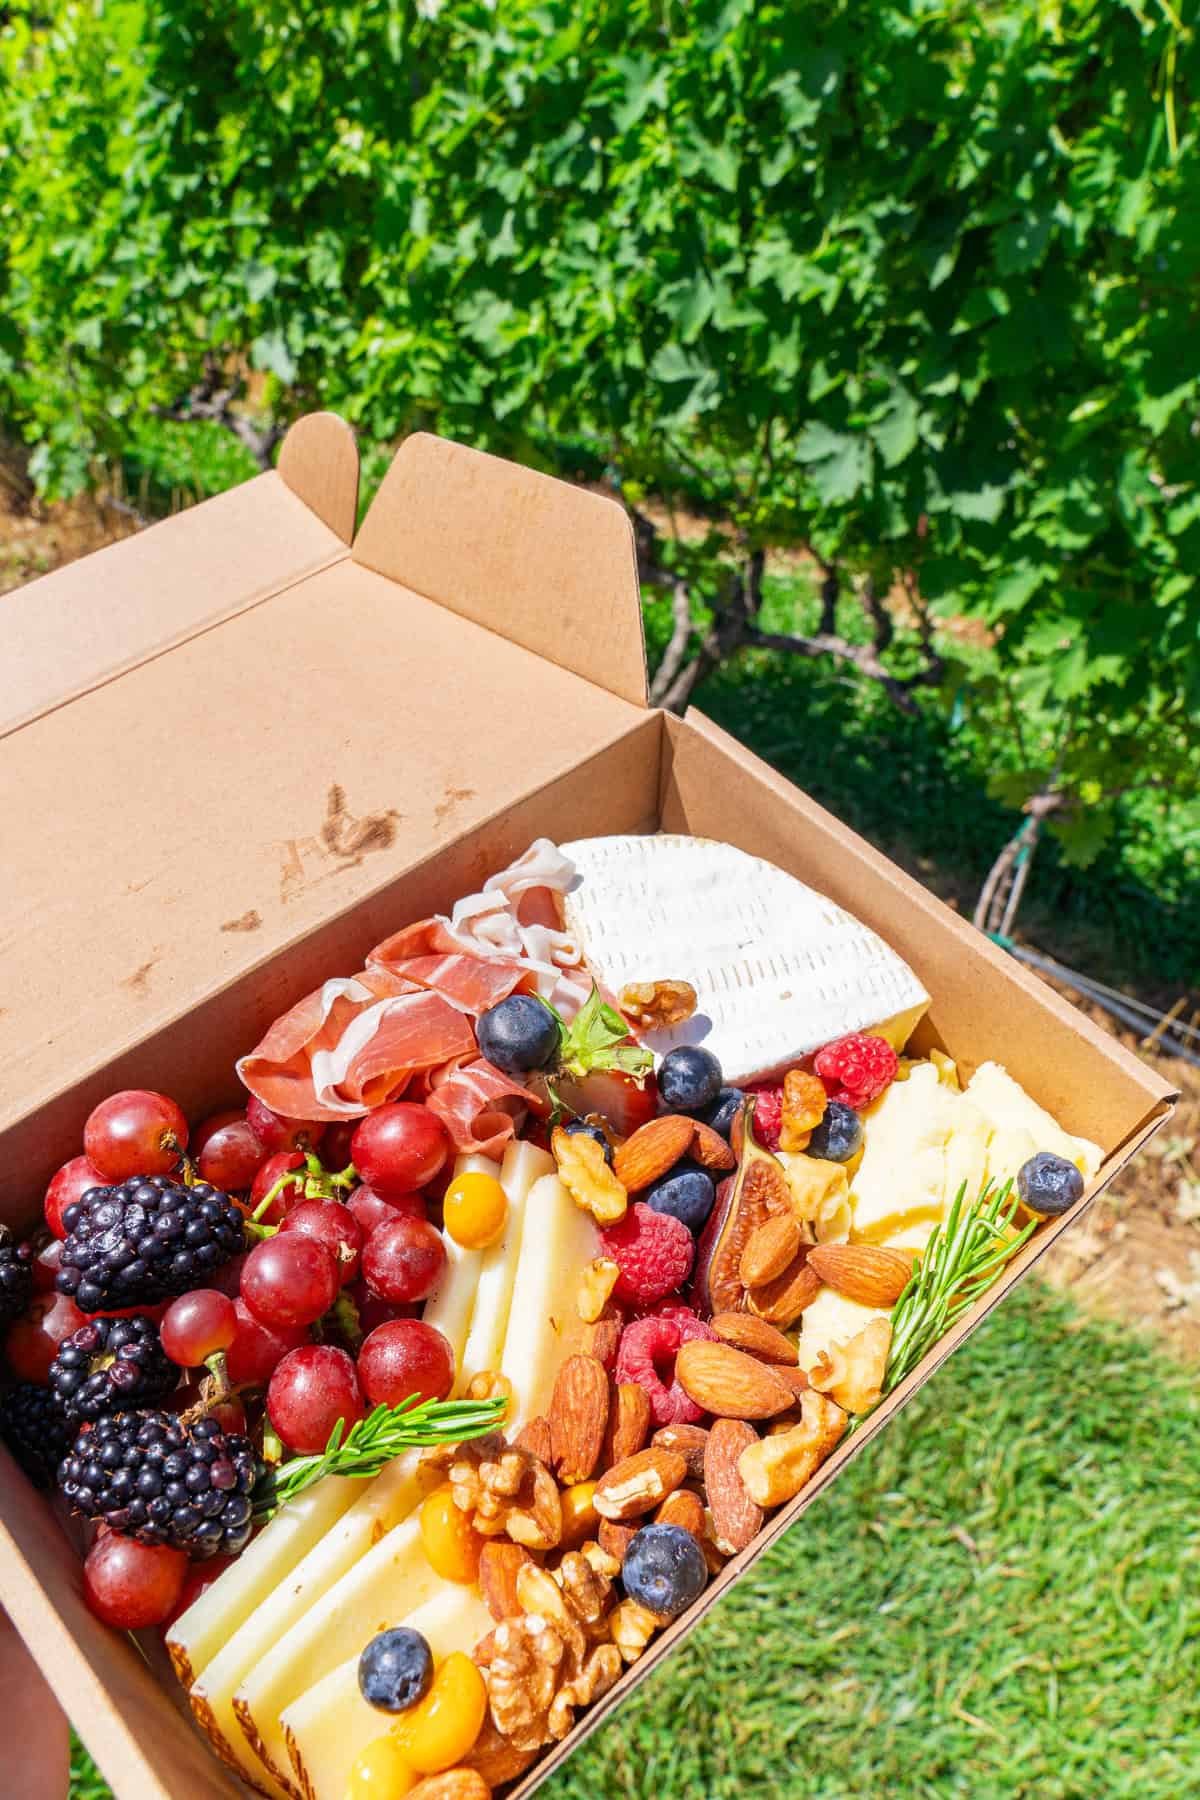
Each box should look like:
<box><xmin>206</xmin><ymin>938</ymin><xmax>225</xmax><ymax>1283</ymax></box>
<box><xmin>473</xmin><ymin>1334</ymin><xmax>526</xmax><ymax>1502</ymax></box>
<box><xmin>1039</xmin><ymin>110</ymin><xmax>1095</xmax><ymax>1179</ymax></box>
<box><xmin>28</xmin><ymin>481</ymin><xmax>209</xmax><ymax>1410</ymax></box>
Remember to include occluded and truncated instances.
<box><xmin>0</xmin><ymin>416</ymin><xmax>1178</xmax><ymax>1799</ymax></box>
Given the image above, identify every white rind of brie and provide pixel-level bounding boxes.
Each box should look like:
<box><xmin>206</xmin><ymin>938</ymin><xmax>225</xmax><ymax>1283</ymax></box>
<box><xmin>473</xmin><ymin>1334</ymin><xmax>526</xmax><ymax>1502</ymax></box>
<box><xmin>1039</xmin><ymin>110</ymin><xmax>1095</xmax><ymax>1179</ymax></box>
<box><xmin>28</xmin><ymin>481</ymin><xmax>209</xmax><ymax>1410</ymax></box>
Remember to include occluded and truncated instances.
<box><xmin>561</xmin><ymin>834</ymin><xmax>929</xmax><ymax>1084</ymax></box>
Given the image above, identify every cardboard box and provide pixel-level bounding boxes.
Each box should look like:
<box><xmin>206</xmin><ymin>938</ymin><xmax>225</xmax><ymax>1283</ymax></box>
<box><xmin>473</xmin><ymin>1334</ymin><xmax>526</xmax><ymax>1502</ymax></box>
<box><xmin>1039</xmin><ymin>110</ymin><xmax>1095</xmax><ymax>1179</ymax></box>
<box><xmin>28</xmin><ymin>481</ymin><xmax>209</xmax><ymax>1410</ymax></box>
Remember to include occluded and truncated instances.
<box><xmin>0</xmin><ymin>416</ymin><xmax>1176</xmax><ymax>1799</ymax></box>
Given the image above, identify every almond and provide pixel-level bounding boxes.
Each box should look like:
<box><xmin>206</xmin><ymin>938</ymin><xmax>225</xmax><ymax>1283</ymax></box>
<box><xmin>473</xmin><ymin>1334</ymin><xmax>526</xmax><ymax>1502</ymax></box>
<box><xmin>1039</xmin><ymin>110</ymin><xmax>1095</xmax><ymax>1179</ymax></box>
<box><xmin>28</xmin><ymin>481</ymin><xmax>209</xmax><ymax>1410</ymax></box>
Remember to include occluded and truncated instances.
<box><xmin>674</xmin><ymin>1340</ymin><xmax>795</xmax><ymax>1420</ymax></box>
<box><xmin>711</xmin><ymin>1311</ymin><xmax>799</xmax><ymax>1365</ymax></box>
<box><xmin>407</xmin><ymin>1771</ymin><xmax>492</xmax><ymax>1800</ymax></box>
<box><xmin>808</xmin><ymin>1242</ymin><xmax>915</xmax><ymax>1308</ymax></box>
<box><xmin>773</xmin><ymin>1365</ymin><xmax>811</xmax><ymax>1401</ymax></box>
<box><xmin>582</xmin><ymin>1310</ymin><xmax>623</xmax><ymax>1370</ymax></box>
<box><xmin>594</xmin><ymin>1447</ymin><xmax>687</xmax><ymax>1520</ymax></box>
<box><xmin>651</xmin><ymin>1422</ymin><xmax>709</xmax><ymax>1480</ymax></box>
<box><xmin>602</xmin><ymin>1382</ymin><xmax>652</xmax><ymax>1470</ymax></box>
<box><xmin>514</xmin><ymin>1415</ymin><xmax>553</xmax><ymax>1464</ymax></box>
<box><xmin>654</xmin><ymin>1486</ymin><xmax>706</xmax><ymax>1540</ymax></box>
<box><xmin>598</xmin><ymin>1517</ymin><xmax>638</xmax><ymax>1561</ymax></box>
<box><xmin>478</xmin><ymin>1541</ymin><xmax>535</xmax><ymax>1622</ymax></box>
<box><xmin>704</xmin><ymin>1417</ymin><xmax>764</xmax><ymax>1555</ymax></box>
<box><xmin>613</xmin><ymin>1114</ymin><xmax>695</xmax><ymax>1192</ymax></box>
<box><xmin>548</xmin><ymin>1354</ymin><xmax>610</xmax><ymax>1484</ymax></box>
<box><xmin>690</xmin><ymin>1119</ymin><xmax>737</xmax><ymax>1172</ymax></box>
<box><xmin>747</xmin><ymin>1249</ymin><xmax>823</xmax><ymax>1327</ymax></box>
<box><xmin>739</xmin><ymin>1213</ymin><xmax>803</xmax><ymax>1287</ymax></box>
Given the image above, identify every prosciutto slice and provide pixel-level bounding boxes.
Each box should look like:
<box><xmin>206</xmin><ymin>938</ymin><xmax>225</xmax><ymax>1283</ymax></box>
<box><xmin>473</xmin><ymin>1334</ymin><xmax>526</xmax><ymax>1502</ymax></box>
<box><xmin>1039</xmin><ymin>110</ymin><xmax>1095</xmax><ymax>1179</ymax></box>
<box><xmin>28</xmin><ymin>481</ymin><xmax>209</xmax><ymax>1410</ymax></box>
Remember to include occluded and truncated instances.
<box><xmin>237</xmin><ymin>838</ymin><xmax>589</xmax><ymax>1131</ymax></box>
<box><xmin>425</xmin><ymin>1059</ymin><xmax>547</xmax><ymax>1159</ymax></box>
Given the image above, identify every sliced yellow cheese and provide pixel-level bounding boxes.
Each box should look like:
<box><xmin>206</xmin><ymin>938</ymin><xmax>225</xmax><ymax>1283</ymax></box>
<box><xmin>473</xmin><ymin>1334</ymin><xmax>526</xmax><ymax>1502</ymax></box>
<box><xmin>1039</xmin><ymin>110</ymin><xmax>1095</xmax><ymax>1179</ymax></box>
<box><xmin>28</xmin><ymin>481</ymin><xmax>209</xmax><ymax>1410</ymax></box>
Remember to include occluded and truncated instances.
<box><xmin>166</xmin><ymin>1471</ymin><xmax>358</xmax><ymax>1688</ymax></box>
<box><xmin>187</xmin><ymin>1449</ymin><xmax>424</xmax><ymax>1790</ymax></box>
<box><xmin>282</xmin><ymin>1585</ymin><xmax>494</xmax><ymax>1800</ymax></box>
<box><xmin>849</xmin><ymin>1064</ymin><xmax>963</xmax><ymax>1250</ymax></box>
<box><xmin>233</xmin><ymin>1511</ymin><xmax>445</xmax><ymax>1790</ymax></box>
<box><xmin>422</xmin><ymin>1151</ymin><xmax>499</xmax><ymax>1374</ymax></box>
<box><xmin>965</xmin><ymin>1061</ymin><xmax>1103</xmax><ymax>1187</ymax></box>
<box><xmin>500</xmin><ymin>1171</ymin><xmax>599</xmax><ymax>1428</ymax></box>
<box><xmin>458</xmin><ymin>1138</ymin><xmax>554</xmax><ymax>1390</ymax></box>
<box><xmin>796</xmin><ymin>1287</ymin><xmax>889</xmax><ymax>1374</ymax></box>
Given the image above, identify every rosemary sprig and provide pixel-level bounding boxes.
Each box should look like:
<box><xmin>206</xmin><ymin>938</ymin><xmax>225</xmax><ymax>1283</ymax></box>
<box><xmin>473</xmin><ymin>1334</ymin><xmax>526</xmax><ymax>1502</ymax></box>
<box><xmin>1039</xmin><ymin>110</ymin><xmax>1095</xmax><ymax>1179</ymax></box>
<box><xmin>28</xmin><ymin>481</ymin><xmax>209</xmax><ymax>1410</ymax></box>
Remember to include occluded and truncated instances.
<box><xmin>884</xmin><ymin>1177</ymin><xmax>1037</xmax><ymax>1393</ymax></box>
<box><xmin>252</xmin><ymin>1394</ymin><xmax>506</xmax><ymax>1521</ymax></box>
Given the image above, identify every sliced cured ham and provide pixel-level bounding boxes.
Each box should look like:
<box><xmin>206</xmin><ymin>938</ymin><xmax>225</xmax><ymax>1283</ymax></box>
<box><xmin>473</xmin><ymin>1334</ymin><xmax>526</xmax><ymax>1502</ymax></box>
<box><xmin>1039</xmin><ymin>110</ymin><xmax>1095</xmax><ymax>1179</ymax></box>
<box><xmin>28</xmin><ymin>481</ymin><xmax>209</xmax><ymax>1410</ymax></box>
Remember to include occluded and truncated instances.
<box><xmin>425</xmin><ymin>1060</ymin><xmax>546</xmax><ymax>1159</ymax></box>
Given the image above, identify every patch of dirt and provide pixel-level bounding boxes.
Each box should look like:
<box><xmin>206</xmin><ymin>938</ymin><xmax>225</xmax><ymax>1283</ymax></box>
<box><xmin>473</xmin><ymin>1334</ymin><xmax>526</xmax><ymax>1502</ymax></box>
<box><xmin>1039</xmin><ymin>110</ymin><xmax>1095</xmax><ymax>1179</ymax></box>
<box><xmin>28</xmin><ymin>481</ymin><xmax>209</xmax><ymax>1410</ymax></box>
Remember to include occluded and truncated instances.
<box><xmin>5</xmin><ymin>448</ymin><xmax>1199</xmax><ymax>1357</ymax></box>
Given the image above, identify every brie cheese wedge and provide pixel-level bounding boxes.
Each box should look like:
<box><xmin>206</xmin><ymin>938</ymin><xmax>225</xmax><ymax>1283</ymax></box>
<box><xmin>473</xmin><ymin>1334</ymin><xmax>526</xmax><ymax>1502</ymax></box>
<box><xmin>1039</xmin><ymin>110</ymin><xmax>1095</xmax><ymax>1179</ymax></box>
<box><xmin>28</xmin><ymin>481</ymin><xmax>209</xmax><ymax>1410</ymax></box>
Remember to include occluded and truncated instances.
<box><xmin>560</xmin><ymin>834</ymin><xmax>929</xmax><ymax>1082</ymax></box>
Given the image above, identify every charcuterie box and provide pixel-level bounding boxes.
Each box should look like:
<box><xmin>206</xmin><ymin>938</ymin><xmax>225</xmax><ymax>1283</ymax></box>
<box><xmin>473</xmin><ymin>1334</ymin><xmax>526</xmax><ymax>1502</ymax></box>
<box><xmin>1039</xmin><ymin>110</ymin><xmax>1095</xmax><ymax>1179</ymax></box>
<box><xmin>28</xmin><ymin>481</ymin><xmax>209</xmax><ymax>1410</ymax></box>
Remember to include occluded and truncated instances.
<box><xmin>0</xmin><ymin>416</ymin><xmax>1175</xmax><ymax>1798</ymax></box>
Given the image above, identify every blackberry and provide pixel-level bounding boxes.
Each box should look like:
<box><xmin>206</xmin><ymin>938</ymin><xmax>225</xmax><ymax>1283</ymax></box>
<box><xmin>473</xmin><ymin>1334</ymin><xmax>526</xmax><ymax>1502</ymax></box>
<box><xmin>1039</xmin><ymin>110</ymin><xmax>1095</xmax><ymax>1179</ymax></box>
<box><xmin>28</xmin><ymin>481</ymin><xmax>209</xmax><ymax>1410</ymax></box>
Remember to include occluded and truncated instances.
<box><xmin>0</xmin><ymin>1383</ymin><xmax>74</xmax><ymax>1489</ymax></box>
<box><xmin>59</xmin><ymin>1409</ymin><xmax>259</xmax><ymax>1558</ymax></box>
<box><xmin>49</xmin><ymin>1314</ymin><xmax>177</xmax><ymax>1424</ymax></box>
<box><xmin>56</xmin><ymin>1175</ymin><xmax>244</xmax><ymax>1314</ymax></box>
<box><xmin>0</xmin><ymin>1226</ymin><xmax>34</xmax><ymax>1329</ymax></box>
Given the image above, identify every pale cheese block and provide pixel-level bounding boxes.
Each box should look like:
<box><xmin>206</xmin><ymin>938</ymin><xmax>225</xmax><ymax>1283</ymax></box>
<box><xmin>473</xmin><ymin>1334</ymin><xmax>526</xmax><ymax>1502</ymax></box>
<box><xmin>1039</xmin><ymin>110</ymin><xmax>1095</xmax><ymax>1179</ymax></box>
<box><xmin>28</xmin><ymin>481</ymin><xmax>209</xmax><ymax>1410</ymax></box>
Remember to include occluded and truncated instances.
<box><xmin>282</xmin><ymin>1585</ymin><xmax>494</xmax><ymax>1800</ymax></box>
<box><xmin>500</xmin><ymin>1171</ymin><xmax>599</xmax><ymax>1427</ymax></box>
<box><xmin>422</xmin><ymin>1151</ymin><xmax>499</xmax><ymax>1375</ymax></box>
<box><xmin>458</xmin><ymin>1138</ymin><xmax>554</xmax><ymax>1390</ymax></box>
<box><xmin>234</xmin><ymin>1512</ymin><xmax>444</xmax><ymax>1791</ymax></box>
<box><xmin>187</xmin><ymin>1449</ymin><xmax>425</xmax><ymax>1790</ymax></box>
<box><xmin>166</xmin><ymin>1471</ymin><xmax>359</xmax><ymax>1688</ymax></box>
<box><xmin>849</xmin><ymin>1063</ymin><xmax>965</xmax><ymax>1250</ymax></box>
<box><xmin>965</xmin><ymin>1061</ymin><xmax>1103</xmax><ymax>1188</ymax></box>
<box><xmin>796</xmin><ymin>1288</ymin><xmax>888</xmax><ymax>1374</ymax></box>
<box><xmin>560</xmin><ymin>833</ymin><xmax>929</xmax><ymax>1082</ymax></box>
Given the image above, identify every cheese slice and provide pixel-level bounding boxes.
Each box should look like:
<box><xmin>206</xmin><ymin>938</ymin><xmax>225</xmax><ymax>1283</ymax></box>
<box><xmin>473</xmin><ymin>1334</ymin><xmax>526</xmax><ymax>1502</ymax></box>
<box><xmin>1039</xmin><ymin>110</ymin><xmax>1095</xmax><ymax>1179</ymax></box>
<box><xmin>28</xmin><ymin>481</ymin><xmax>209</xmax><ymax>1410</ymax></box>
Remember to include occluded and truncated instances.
<box><xmin>500</xmin><ymin>1171</ymin><xmax>598</xmax><ymax>1427</ymax></box>
<box><xmin>281</xmin><ymin>1586</ymin><xmax>494</xmax><ymax>1800</ymax></box>
<box><xmin>422</xmin><ymin>1151</ymin><xmax>499</xmax><ymax>1376</ymax></box>
<box><xmin>459</xmin><ymin>1138</ymin><xmax>554</xmax><ymax>1390</ymax></box>
<box><xmin>561</xmin><ymin>834</ymin><xmax>929</xmax><ymax>1082</ymax></box>
<box><xmin>965</xmin><ymin>1061</ymin><xmax>1103</xmax><ymax>1188</ymax></box>
<box><xmin>233</xmin><ymin>1512</ymin><xmax>445</xmax><ymax>1790</ymax></box>
<box><xmin>849</xmin><ymin>1064</ymin><xmax>964</xmax><ymax>1250</ymax></box>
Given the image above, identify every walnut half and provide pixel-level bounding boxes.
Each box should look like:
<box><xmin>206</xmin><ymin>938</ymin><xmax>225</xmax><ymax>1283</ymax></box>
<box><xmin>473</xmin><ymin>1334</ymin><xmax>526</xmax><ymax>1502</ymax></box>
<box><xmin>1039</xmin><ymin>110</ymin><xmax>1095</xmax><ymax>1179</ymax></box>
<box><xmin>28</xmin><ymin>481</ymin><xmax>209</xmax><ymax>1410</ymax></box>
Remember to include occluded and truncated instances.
<box><xmin>618</xmin><ymin>980</ymin><xmax>698</xmax><ymax>1030</ymax></box>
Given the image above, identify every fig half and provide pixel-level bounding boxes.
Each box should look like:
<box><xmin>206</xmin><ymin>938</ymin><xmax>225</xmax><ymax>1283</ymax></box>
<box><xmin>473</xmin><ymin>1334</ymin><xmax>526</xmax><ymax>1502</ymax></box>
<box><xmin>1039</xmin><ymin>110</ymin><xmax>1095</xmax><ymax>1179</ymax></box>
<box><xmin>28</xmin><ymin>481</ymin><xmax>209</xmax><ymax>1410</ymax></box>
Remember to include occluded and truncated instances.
<box><xmin>690</xmin><ymin>1104</ymin><xmax>794</xmax><ymax>1316</ymax></box>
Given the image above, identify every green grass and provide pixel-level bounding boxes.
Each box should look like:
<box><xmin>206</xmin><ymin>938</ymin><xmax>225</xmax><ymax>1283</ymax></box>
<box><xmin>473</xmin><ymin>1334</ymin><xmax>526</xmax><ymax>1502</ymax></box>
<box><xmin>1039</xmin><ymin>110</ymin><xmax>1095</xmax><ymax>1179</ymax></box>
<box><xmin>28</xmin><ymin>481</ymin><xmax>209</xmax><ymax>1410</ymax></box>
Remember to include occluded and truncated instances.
<box><xmin>71</xmin><ymin>1283</ymin><xmax>1199</xmax><ymax>1799</ymax></box>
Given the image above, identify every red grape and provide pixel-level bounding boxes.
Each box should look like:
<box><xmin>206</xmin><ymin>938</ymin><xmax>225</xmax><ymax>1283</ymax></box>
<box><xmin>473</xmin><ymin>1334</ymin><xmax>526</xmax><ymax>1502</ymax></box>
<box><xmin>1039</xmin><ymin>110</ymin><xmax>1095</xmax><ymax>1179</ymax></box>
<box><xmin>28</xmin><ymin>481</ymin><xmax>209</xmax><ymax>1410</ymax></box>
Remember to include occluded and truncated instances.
<box><xmin>361</xmin><ymin>1216</ymin><xmax>446</xmax><ymax>1305</ymax></box>
<box><xmin>248</xmin><ymin>1151</ymin><xmax>306</xmax><ymax>1225</ymax></box>
<box><xmin>160</xmin><ymin>1290</ymin><xmax>238</xmax><ymax>1366</ymax></box>
<box><xmin>280</xmin><ymin>1200</ymin><xmax>363</xmax><ymax>1285</ymax></box>
<box><xmin>4</xmin><ymin>1291</ymin><xmax>87</xmax><ymax>1382</ymax></box>
<box><xmin>194</xmin><ymin>1110</ymin><xmax>267</xmax><ymax>1191</ymax></box>
<box><xmin>44</xmin><ymin>1155</ymin><xmax>108</xmax><ymax>1239</ymax></box>
<box><xmin>241</xmin><ymin>1235</ymin><xmax>339</xmax><ymax>1329</ymax></box>
<box><xmin>207</xmin><ymin>1397</ymin><xmax>248</xmax><ymax>1437</ymax></box>
<box><xmin>357</xmin><ymin>1320</ymin><xmax>454</xmax><ymax>1408</ymax></box>
<box><xmin>225</xmin><ymin>1296</ymin><xmax>307</xmax><ymax>1386</ymax></box>
<box><xmin>346</xmin><ymin>1278</ymin><xmax>417</xmax><ymax>1338</ymax></box>
<box><xmin>245</xmin><ymin>1095</ymin><xmax>326</xmax><ymax>1156</ymax></box>
<box><xmin>30</xmin><ymin>1236</ymin><xmax>63</xmax><ymax>1294</ymax></box>
<box><xmin>267</xmin><ymin>1345</ymin><xmax>364</xmax><ymax>1453</ymax></box>
<box><xmin>211</xmin><ymin>1251</ymin><xmax>248</xmax><ymax>1299</ymax></box>
<box><xmin>320</xmin><ymin>1119</ymin><xmax>358</xmax><ymax>1170</ymax></box>
<box><xmin>161</xmin><ymin>1553</ymin><xmax>235</xmax><ymax>1635</ymax></box>
<box><xmin>351</xmin><ymin>1104</ymin><xmax>448</xmax><ymax>1197</ymax></box>
<box><xmin>84</xmin><ymin>1089</ymin><xmax>188</xmax><ymax>1181</ymax></box>
<box><xmin>83</xmin><ymin>1531</ymin><xmax>188</xmax><ymax>1630</ymax></box>
<box><xmin>348</xmin><ymin>1186</ymin><xmax>425</xmax><ymax>1237</ymax></box>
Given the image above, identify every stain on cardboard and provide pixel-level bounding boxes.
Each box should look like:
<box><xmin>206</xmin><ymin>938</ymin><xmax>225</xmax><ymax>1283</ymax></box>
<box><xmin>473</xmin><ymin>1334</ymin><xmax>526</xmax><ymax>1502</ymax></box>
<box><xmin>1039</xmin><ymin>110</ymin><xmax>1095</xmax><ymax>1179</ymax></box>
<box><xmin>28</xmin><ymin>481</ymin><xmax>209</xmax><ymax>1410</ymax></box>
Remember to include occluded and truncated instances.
<box><xmin>279</xmin><ymin>785</ymin><xmax>403</xmax><ymax>903</ymax></box>
<box><xmin>121</xmin><ymin>957</ymin><xmax>160</xmax><ymax>994</ymax></box>
<box><xmin>435</xmin><ymin>783</ymin><xmax>476</xmax><ymax>824</ymax></box>
<box><xmin>220</xmin><ymin>909</ymin><xmax>262</xmax><ymax>934</ymax></box>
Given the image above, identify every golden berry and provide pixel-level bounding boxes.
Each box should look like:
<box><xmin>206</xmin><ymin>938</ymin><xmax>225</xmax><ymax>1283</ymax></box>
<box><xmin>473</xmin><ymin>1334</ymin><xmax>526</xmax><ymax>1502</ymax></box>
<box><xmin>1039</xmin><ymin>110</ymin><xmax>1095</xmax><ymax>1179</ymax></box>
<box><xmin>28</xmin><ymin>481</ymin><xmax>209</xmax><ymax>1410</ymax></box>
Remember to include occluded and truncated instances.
<box><xmin>389</xmin><ymin>1651</ymin><xmax>488</xmax><ymax>1773</ymax></box>
<box><xmin>420</xmin><ymin>1482</ymin><xmax>483</xmax><ymax>1584</ymax></box>
<box><xmin>443</xmin><ymin>1172</ymin><xmax>509</xmax><ymax>1250</ymax></box>
<box><xmin>345</xmin><ymin>1731</ymin><xmax>417</xmax><ymax>1797</ymax></box>
<box><xmin>560</xmin><ymin>1480</ymin><xmax>599</xmax><ymax>1547</ymax></box>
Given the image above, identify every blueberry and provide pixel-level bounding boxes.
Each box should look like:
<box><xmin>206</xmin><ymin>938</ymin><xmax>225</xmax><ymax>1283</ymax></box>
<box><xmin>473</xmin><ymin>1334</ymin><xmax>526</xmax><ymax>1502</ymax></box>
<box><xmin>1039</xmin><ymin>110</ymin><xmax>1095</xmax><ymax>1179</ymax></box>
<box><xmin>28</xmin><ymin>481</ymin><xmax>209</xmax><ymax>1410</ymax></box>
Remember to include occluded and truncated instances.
<box><xmin>476</xmin><ymin>994</ymin><xmax>560</xmax><ymax>1076</ymax></box>
<box><xmin>645</xmin><ymin>1161</ymin><xmax>715</xmax><ymax>1235</ymax></box>
<box><xmin>805</xmin><ymin>1102</ymin><xmax>863</xmax><ymax>1164</ymax></box>
<box><xmin>1017</xmin><ymin>1151</ymin><xmax>1084</xmax><ymax>1218</ymax></box>
<box><xmin>699</xmin><ymin>1086</ymin><xmax>745</xmax><ymax>1139</ymax></box>
<box><xmin>562</xmin><ymin>1119</ymin><xmax>614</xmax><ymax>1167</ymax></box>
<box><xmin>621</xmin><ymin>1523</ymin><xmax>707</xmax><ymax>1619</ymax></box>
<box><xmin>357</xmin><ymin>1625</ymin><xmax>434</xmax><ymax>1714</ymax></box>
<box><xmin>658</xmin><ymin>1045</ymin><xmax>723</xmax><ymax>1114</ymax></box>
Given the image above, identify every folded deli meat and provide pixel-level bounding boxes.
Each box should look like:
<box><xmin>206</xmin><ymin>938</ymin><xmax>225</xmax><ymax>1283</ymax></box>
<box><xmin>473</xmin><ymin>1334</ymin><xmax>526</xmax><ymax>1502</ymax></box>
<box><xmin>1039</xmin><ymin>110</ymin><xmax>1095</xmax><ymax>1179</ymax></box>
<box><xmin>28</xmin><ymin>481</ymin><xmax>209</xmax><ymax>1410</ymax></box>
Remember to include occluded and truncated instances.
<box><xmin>0</xmin><ymin>834</ymin><xmax>1102</xmax><ymax>1800</ymax></box>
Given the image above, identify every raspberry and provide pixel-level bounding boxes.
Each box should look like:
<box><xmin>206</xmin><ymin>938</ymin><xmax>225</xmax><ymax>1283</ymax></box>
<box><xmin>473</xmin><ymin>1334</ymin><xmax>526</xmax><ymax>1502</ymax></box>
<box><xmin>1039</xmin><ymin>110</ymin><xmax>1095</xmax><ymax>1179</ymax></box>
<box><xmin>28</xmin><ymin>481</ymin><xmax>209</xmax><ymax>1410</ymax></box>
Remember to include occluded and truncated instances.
<box><xmin>744</xmin><ymin>1082</ymin><xmax>783</xmax><ymax>1150</ymax></box>
<box><xmin>615</xmin><ymin>1309</ymin><xmax>717</xmax><ymax>1427</ymax></box>
<box><xmin>599</xmin><ymin>1203</ymin><xmax>694</xmax><ymax>1309</ymax></box>
<box><xmin>813</xmin><ymin>1033</ymin><xmax>898</xmax><ymax>1109</ymax></box>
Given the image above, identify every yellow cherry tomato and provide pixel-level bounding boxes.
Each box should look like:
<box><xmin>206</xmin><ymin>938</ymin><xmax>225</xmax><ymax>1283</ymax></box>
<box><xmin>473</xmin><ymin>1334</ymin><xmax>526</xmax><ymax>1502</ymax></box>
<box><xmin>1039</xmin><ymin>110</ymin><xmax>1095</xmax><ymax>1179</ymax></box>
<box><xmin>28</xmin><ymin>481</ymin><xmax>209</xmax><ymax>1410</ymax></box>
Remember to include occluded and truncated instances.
<box><xmin>389</xmin><ymin>1651</ymin><xmax>488</xmax><ymax>1773</ymax></box>
<box><xmin>442</xmin><ymin>1172</ymin><xmax>508</xmax><ymax>1250</ymax></box>
<box><xmin>344</xmin><ymin>1731</ymin><xmax>417</xmax><ymax>1799</ymax></box>
<box><xmin>420</xmin><ymin>1482</ymin><xmax>483</xmax><ymax>1583</ymax></box>
<box><xmin>560</xmin><ymin>1480</ymin><xmax>599</xmax><ymax>1547</ymax></box>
